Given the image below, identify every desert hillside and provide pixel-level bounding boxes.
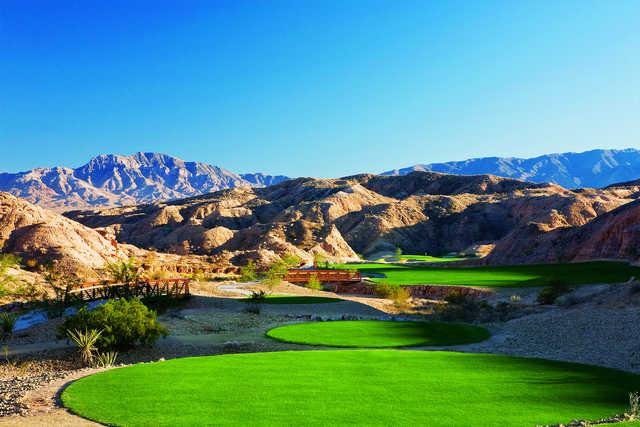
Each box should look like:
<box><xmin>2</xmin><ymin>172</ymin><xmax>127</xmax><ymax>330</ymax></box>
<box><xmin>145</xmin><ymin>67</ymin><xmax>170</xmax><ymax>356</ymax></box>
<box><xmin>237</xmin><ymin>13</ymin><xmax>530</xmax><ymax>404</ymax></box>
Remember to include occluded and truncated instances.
<box><xmin>0</xmin><ymin>192</ymin><xmax>129</xmax><ymax>273</ymax></box>
<box><xmin>65</xmin><ymin>172</ymin><xmax>640</xmax><ymax>265</ymax></box>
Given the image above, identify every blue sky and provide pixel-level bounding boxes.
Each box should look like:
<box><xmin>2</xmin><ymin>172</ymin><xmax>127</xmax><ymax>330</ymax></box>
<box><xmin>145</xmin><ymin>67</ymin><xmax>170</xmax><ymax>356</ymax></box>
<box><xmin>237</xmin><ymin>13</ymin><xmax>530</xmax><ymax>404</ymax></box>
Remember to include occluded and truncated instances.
<box><xmin>1</xmin><ymin>0</ymin><xmax>639</xmax><ymax>177</ymax></box>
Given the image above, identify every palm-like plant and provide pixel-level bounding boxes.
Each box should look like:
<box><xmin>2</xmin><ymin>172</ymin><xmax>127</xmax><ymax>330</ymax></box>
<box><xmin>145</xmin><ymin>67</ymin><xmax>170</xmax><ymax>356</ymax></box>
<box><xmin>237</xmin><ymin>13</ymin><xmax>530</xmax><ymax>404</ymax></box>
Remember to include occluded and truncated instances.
<box><xmin>67</xmin><ymin>328</ymin><xmax>102</xmax><ymax>365</ymax></box>
<box><xmin>0</xmin><ymin>313</ymin><xmax>17</xmax><ymax>340</ymax></box>
<box><xmin>105</xmin><ymin>257</ymin><xmax>140</xmax><ymax>284</ymax></box>
<box><xmin>94</xmin><ymin>351</ymin><xmax>118</xmax><ymax>368</ymax></box>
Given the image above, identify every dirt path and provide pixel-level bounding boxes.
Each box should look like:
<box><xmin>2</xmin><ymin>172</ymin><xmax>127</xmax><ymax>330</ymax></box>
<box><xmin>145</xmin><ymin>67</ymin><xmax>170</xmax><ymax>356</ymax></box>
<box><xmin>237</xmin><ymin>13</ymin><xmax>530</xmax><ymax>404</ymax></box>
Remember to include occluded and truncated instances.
<box><xmin>0</xmin><ymin>368</ymin><xmax>106</xmax><ymax>427</ymax></box>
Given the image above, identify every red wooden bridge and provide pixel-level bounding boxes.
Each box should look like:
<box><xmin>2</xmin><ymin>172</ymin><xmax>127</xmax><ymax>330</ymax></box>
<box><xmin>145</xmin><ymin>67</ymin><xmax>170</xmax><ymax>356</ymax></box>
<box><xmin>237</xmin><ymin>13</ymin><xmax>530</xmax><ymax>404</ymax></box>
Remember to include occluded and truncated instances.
<box><xmin>57</xmin><ymin>278</ymin><xmax>191</xmax><ymax>305</ymax></box>
<box><xmin>284</xmin><ymin>269</ymin><xmax>362</xmax><ymax>284</ymax></box>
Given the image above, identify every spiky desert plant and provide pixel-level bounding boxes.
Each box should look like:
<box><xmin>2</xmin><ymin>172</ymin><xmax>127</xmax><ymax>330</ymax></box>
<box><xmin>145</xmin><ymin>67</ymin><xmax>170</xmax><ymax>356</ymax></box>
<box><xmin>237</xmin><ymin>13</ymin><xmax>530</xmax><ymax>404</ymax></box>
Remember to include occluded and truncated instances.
<box><xmin>94</xmin><ymin>351</ymin><xmax>118</xmax><ymax>368</ymax></box>
<box><xmin>0</xmin><ymin>312</ymin><xmax>16</xmax><ymax>339</ymax></box>
<box><xmin>67</xmin><ymin>328</ymin><xmax>102</xmax><ymax>365</ymax></box>
<box><xmin>630</xmin><ymin>392</ymin><xmax>640</xmax><ymax>419</ymax></box>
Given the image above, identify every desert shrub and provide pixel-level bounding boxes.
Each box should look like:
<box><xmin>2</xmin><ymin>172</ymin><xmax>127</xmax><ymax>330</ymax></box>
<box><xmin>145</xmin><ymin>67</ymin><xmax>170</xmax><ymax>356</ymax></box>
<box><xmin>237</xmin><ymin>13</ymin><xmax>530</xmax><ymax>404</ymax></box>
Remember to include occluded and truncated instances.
<box><xmin>142</xmin><ymin>295</ymin><xmax>188</xmax><ymax>314</ymax></box>
<box><xmin>248</xmin><ymin>290</ymin><xmax>267</xmax><ymax>302</ymax></box>
<box><xmin>375</xmin><ymin>283</ymin><xmax>412</xmax><ymax>309</ymax></box>
<box><xmin>1</xmin><ymin>313</ymin><xmax>17</xmax><ymax>339</ymax></box>
<box><xmin>306</xmin><ymin>274</ymin><xmax>323</xmax><ymax>291</ymax></box>
<box><xmin>60</xmin><ymin>298</ymin><xmax>167</xmax><ymax>352</ymax></box>
<box><xmin>239</xmin><ymin>261</ymin><xmax>257</xmax><ymax>282</ymax></box>
<box><xmin>444</xmin><ymin>289</ymin><xmax>468</xmax><ymax>305</ymax></box>
<box><xmin>537</xmin><ymin>283</ymin><xmax>572</xmax><ymax>305</ymax></box>
<box><xmin>243</xmin><ymin>304</ymin><xmax>261</xmax><ymax>315</ymax></box>
<box><xmin>374</xmin><ymin>282</ymin><xmax>398</xmax><ymax>298</ymax></box>
<box><xmin>435</xmin><ymin>296</ymin><xmax>517</xmax><ymax>323</ymax></box>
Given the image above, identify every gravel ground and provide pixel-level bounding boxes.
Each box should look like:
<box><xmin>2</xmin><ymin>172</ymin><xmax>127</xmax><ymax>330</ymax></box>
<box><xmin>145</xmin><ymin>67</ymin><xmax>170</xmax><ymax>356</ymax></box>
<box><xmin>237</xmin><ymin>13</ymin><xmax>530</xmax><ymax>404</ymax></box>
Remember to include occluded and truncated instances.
<box><xmin>456</xmin><ymin>284</ymin><xmax>640</xmax><ymax>373</ymax></box>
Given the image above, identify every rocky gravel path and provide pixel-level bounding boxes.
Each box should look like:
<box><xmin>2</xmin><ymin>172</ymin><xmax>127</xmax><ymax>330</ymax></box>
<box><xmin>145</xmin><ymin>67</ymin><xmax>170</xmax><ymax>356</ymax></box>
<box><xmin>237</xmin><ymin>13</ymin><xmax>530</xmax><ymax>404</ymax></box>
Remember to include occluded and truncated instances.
<box><xmin>462</xmin><ymin>305</ymin><xmax>640</xmax><ymax>373</ymax></box>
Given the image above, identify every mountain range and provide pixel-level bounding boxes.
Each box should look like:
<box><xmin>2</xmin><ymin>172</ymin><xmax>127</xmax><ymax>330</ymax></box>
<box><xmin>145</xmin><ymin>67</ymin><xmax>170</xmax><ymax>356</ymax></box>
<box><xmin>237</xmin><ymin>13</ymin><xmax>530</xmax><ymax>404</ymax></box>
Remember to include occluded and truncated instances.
<box><xmin>0</xmin><ymin>152</ymin><xmax>288</xmax><ymax>211</ymax></box>
<box><xmin>2</xmin><ymin>148</ymin><xmax>640</xmax><ymax>212</ymax></box>
<box><xmin>383</xmin><ymin>148</ymin><xmax>640</xmax><ymax>189</ymax></box>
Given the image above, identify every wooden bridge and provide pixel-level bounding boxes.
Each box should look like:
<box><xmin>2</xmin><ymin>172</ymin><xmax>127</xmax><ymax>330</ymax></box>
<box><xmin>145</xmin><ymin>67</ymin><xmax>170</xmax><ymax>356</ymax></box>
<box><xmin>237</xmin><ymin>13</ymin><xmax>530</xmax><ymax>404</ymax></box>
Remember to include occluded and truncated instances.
<box><xmin>58</xmin><ymin>278</ymin><xmax>191</xmax><ymax>305</ymax></box>
<box><xmin>284</xmin><ymin>269</ymin><xmax>362</xmax><ymax>284</ymax></box>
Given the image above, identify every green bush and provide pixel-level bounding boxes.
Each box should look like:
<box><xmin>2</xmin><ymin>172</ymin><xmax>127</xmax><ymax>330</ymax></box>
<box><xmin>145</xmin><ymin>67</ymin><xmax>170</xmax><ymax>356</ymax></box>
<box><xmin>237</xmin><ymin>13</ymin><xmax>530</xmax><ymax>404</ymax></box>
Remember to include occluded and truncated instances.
<box><xmin>248</xmin><ymin>290</ymin><xmax>267</xmax><ymax>302</ymax></box>
<box><xmin>537</xmin><ymin>283</ymin><xmax>572</xmax><ymax>305</ymax></box>
<box><xmin>60</xmin><ymin>299</ymin><xmax>167</xmax><ymax>352</ymax></box>
<box><xmin>239</xmin><ymin>261</ymin><xmax>257</xmax><ymax>282</ymax></box>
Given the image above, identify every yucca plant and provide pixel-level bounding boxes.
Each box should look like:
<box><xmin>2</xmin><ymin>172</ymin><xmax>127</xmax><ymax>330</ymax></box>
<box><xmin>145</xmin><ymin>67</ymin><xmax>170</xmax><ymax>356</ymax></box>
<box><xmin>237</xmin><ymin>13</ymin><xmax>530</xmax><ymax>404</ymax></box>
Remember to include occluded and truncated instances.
<box><xmin>630</xmin><ymin>392</ymin><xmax>640</xmax><ymax>419</ymax></box>
<box><xmin>67</xmin><ymin>328</ymin><xmax>102</xmax><ymax>365</ymax></box>
<box><xmin>0</xmin><ymin>312</ymin><xmax>17</xmax><ymax>339</ymax></box>
<box><xmin>94</xmin><ymin>351</ymin><xmax>118</xmax><ymax>368</ymax></box>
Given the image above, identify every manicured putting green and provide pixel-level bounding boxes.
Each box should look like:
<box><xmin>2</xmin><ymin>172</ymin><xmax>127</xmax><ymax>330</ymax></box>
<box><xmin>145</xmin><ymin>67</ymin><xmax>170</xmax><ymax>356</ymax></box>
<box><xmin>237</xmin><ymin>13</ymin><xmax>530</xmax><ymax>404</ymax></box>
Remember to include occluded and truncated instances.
<box><xmin>266</xmin><ymin>320</ymin><xmax>490</xmax><ymax>347</ymax></box>
<box><xmin>333</xmin><ymin>261</ymin><xmax>640</xmax><ymax>287</ymax></box>
<box><xmin>245</xmin><ymin>295</ymin><xmax>341</xmax><ymax>304</ymax></box>
<box><xmin>62</xmin><ymin>350</ymin><xmax>640</xmax><ymax>426</ymax></box>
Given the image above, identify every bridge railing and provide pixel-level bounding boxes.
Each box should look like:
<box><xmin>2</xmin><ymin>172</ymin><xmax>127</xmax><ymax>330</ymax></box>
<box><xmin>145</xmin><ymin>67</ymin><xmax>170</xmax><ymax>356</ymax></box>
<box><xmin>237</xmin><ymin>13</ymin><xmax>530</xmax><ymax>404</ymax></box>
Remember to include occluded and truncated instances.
<box><xmin>284</xmin><ymin>269</ymin><xmax>362</xmax><ymax>283</ymax></box>
<box><xmin>60</xmin><ymin>278</ymin><xmax>191</xmax><ymax>304</ymax></box>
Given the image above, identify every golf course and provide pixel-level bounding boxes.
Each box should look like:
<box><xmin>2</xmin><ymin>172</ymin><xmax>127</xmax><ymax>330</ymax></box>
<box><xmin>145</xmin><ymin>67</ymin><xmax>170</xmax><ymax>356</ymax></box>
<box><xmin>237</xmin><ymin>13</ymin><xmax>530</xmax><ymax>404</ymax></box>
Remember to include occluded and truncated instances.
<box><xmin>266</xmin><ymin>320</ymin><xmax>490</xmax><ymax>347</ymax></box>
<box><xmin>62</xmin><ymin>350</ymin><xmax>640</xmax><ymax>426</ymax></box>
<box><xmin>333</xmin><ymin>261</ymin><xmax>640</xmax><ymax>287</ymax></box>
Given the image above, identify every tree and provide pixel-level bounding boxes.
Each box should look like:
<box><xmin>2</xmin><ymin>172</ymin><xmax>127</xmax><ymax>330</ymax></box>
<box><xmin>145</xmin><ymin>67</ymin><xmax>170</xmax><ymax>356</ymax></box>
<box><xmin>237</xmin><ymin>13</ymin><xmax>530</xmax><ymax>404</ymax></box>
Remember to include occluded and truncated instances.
<box><xmin>313</xmin><ymin>253</ymin><xmax>327</xmax><ymax>268</ymax></box>
<box><xmin>0</xmin><ymin>254</ymin><xmax>20</xmax><ymax>297</ymax></box>
<box><xmin>239</xmin><ymin>260</ymin><xmax>257</xmax><ymax>282</ymax></box>
<box><xmin>282</xmin><ymin>253</ymin><xmax>302</xmax><ymax>268</ymax></box>
<box><xmin>105</xmin><ymin>257</ymin><xmax>140</xmax><ymax>284</ymax></box>
<box><xmin>306</xmin><ymin>274</ymin><xmax>322</xmax><ymax>291</ymax></box>
<box><xmin>394</xmin><ymin>247</ymin><xmax>403</xmax><ymax>258</ymax></box>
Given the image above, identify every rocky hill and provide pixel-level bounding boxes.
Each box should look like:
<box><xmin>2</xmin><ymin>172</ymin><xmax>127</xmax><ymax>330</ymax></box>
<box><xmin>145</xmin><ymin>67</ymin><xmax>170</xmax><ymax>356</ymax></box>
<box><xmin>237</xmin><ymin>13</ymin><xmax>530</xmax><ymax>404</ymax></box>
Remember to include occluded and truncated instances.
<box><xmin>66</xmin><ymin>172</ymin><xmax>639</xmax><ymax>266</ymax></box>
<box><xmin>0</xmin><ymin>192</ymin><xmax>127</xmax><ymax>273</ymax></box>
<box><xmin>487</xmin><ymin>184</ymin><xmax>640</xmax><ymax>265</ymax></box>
<box><xmin>0</xmin><ymin>152</ymin><xmax>289</xmax><ymax>211</ymax></box>
<box><xmin>383</xmin><ymin>148</ymin><xmax>640</xmax><ymax>189</ymax></box>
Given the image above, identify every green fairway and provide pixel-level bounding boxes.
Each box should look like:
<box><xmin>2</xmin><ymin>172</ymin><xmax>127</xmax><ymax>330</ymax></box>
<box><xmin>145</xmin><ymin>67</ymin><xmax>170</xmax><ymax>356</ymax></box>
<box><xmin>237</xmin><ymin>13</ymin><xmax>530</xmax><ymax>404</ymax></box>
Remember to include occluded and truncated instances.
<box><xmin>266</xmin><ymin>320</ymin><xmax>490</xmax><ymax>347</ymax></box>
<box><xmin>332</xmin><ymin>261</ymin><xmax>640</xmax><ymax>287</ymax></box>
<box><xmin>62</xmin><ymin>350</ymin><xmax>640</xmax><ymax>426</ymax></box>
<box><xmin>398</xmin><ymin>254</ymin><xmax>466</xmax><ymax>262</ymax></box>
<box><xmin>245</xmin><ymin>295</ymin><xmax>341</xmax><ymax>304</ymax></box>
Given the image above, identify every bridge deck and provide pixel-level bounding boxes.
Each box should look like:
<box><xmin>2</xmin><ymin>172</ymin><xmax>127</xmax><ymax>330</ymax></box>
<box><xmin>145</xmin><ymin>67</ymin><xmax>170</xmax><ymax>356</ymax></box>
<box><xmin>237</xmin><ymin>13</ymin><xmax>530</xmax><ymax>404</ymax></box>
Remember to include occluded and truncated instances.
<box><xmin>284</xmin><ymin>269</ymin><xmax>362</xmax><ymax>284</ymax></box>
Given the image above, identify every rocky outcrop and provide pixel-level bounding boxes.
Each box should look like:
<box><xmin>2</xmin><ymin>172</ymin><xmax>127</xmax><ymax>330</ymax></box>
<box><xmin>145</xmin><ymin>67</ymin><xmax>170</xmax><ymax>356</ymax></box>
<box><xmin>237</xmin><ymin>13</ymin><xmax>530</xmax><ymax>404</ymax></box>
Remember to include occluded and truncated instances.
<box><xmin>66</xmin><ymin>172</ymin><xmax>638</xmax><ymax>265</ymax></box>
<box><xmin>0</xmin><ymin>192</ymin><xmax>126</xmax><ymax>272</ymax></box>
<box><xmin>487</xmin><ymin>199</ymin><xmax>640</xmax><ymax>265</ymax></box>
<box><xmin>0</xmin><ymin>152</ymin><xmax>288</xmax><ymax>211</ymax></box>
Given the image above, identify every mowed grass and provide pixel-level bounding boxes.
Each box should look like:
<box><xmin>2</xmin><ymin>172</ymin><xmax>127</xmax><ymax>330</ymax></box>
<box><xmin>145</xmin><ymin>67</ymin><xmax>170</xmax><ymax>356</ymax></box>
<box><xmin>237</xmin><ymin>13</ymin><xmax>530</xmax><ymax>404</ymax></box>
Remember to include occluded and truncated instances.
<box><xmin>62</xmin><ymin>350</ymin><xmax>640</xmax><ymax>426</ymax></box>
<box><xmin>398</xmin><ymin>254</ymin><xmax>467</xmax><ymax>262</ymax></box>
<box><xmin>245</xmin><ymin>295</ymin><xmax>341</xmax><ymax>304</ymax></box>
<box><xmin>267</xmin><ymin>320</ymin><xmax>490</xmax><ymax>347</ymax></box>
<box><xmin>333</xmin><ymin>261</ymin><xmax>640</xmax><ymax>287</ymax></box>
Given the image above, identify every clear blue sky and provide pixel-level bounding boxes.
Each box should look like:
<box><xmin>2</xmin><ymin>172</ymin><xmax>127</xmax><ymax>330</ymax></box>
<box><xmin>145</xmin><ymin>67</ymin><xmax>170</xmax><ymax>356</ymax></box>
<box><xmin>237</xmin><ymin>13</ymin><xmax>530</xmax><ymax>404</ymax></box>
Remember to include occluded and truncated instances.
<box><xmin>1</xmin><ymin>0</ymin><xmax>639</xmax><ymax>177</ymax></box>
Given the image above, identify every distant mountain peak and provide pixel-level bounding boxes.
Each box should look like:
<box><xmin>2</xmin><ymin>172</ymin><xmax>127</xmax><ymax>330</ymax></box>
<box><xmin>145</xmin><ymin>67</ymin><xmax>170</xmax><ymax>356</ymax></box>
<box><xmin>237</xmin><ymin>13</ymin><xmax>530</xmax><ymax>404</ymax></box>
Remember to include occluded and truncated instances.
<box><xmin>0</xmin><ymin>152</ymin><xmax>289</xmax><ymax>211</ymax></box>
